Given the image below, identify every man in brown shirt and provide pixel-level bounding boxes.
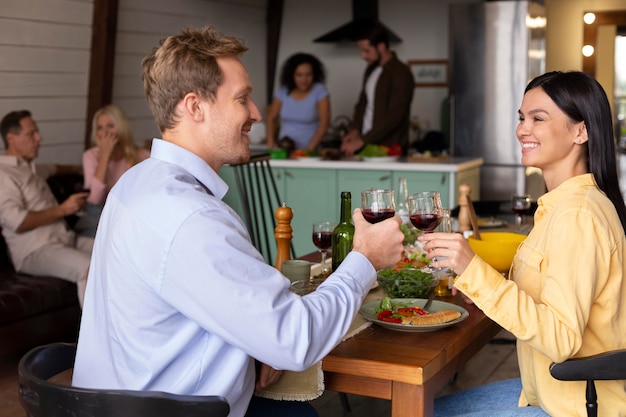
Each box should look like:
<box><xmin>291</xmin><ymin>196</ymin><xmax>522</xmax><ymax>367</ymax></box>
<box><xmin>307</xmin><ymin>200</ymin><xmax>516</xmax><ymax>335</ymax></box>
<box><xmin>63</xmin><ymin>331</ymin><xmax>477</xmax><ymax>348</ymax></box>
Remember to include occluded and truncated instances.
<box><xmin>341</xmin><ymin>22</ymin><xmax>414</xmax><ymax>156</ymax></box>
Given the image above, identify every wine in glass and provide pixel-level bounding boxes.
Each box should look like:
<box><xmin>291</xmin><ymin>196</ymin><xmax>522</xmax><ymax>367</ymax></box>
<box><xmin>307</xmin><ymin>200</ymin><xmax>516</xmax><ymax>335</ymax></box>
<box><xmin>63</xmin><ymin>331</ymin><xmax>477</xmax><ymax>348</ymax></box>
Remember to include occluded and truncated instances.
<box><xmin>511</xmin><ymin>194</ymin><xmax>531</xmax><ymax>232</ymax></box>
<box><xmin>361</xmin><ymin>189</ymin><xmax>396</xmax><ymax>223</ymax></box>
<box><xmin>408</xmin><ymin>191</ymin><xmax>443</xmax><ymax>232</ymax></box>
<box><xmin>408</xmin><ymin>191</ymin><xmax>443</xmax><ymax>271</ymax></box>
<box><xmin>312</xmin><ymin>221</ymin><xmax>336</xmax><ymax>275</ymax></box>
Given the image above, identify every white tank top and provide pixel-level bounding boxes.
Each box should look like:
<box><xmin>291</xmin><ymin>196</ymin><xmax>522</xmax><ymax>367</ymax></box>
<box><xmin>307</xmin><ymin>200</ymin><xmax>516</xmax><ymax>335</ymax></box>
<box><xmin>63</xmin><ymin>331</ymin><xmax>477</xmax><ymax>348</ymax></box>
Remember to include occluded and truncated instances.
<box><xmin>362</xmin><ymin>66</ymin><xmax>383</xmax><ymax>135</ymax></box>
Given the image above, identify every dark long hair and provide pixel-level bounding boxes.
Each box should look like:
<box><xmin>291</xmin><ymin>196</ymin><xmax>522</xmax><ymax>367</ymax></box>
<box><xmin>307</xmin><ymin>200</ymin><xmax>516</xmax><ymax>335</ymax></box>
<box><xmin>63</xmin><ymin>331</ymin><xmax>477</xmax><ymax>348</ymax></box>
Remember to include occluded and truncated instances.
<box><xmin>279</xmin><ymin>53</ymin><xmax>326</xmax><ymax>93</ymax></box>
<box><xmin>526</xmin><ymin>71</ymin><xmax>626</xmax><ymax>233</ymax></box>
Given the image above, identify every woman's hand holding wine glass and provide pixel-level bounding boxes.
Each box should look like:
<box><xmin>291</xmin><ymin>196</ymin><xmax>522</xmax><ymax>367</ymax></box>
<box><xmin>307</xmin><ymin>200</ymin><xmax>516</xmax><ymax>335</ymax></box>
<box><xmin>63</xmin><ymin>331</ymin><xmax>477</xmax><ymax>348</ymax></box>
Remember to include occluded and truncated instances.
<box><xmin>408</xmin><ymin>191</ymin><xmax>444</xmax><ymax>272</ymax></box>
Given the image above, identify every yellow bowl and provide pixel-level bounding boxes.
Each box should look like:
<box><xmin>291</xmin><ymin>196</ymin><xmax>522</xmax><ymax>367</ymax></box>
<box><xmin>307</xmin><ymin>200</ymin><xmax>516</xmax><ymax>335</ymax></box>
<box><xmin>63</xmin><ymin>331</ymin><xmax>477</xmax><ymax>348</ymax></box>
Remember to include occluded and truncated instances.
<box><xmin>467</xmin><ymin>232</ymin><xmax>526</xmax><ymax>272</ymax></box>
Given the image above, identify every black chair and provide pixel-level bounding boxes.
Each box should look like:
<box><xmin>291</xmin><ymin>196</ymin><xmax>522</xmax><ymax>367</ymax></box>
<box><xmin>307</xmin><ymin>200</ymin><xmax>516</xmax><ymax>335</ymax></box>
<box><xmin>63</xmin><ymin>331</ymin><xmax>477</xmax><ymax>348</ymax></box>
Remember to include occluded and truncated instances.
<box><xmin>549</xmin><ymin>349</ymin><xmax>626</xmax><ymax>417</ymax></box>
<box><xmin>18</xmin><ymin>342</ymin><xmax>230</xmax><ymax>417</ymax></box>
<box><xmin>232</xmin><ymin>152</ymin><xmax>295</xmax><ymax>264</ymax></box>
<box><xmin>232</xmin><ymin>155</ymin><xmax>349</xmax><ymax>412</ymax></box>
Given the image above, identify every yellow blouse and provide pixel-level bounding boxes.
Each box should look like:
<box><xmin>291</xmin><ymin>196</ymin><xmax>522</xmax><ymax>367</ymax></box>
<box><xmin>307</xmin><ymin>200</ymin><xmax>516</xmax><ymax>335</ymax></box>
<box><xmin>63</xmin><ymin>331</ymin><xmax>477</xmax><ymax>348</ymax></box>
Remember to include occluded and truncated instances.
<box><xmin>455</xmin><ymin>174</ymin><xmax>626</xmax><ymax>416</ymax></box>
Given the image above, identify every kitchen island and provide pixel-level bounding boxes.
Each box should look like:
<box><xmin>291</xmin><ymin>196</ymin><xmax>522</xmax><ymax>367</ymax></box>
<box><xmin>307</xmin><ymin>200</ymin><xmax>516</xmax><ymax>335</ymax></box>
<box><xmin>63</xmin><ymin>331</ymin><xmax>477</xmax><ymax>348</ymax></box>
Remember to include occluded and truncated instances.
<box><xmin>221</xmin><ymin>156</ymin><xmax>483</xmax><ymax>258</ymax></box>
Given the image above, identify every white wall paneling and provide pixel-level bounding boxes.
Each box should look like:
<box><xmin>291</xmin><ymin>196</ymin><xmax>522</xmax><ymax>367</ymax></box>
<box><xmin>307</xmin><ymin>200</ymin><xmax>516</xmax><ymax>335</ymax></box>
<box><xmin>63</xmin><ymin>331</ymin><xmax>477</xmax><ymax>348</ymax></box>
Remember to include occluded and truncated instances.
<box><xmin>113</xmin><ymin>0</ymin><xmax>268</xmax><ymax>144</ymax></box>
<box><xmin>0</xmin><ymin>0</ymin><xmax>94</xmax><ymax>159</ymax></box>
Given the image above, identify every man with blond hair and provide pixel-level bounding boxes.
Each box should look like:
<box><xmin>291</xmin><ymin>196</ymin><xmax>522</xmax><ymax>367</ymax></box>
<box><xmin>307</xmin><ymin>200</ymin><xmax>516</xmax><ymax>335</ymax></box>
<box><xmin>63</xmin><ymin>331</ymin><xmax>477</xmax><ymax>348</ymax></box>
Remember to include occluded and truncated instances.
<box><xmin>73</xmin><ymin>26</ymin><xmax>404</xmax><ymax>417</ymax></box>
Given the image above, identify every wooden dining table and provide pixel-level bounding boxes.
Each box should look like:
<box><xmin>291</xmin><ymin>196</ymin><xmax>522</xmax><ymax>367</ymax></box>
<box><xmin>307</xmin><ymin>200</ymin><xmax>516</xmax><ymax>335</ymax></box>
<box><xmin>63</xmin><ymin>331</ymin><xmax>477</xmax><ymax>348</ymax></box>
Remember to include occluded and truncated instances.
<box><xmin>300</xmin><ymin>252</ymin><xmax>503</xmax><ymax>417</ymax></box>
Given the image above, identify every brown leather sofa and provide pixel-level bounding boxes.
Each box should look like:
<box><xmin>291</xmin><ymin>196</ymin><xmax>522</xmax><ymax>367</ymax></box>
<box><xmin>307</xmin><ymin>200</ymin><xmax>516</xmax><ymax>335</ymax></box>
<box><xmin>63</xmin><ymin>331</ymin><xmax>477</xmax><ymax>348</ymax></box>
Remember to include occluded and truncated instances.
<box><xmin>0</xmin><ymin>173</ymin><xmax>83</xmax><ymax>355</ymax></box>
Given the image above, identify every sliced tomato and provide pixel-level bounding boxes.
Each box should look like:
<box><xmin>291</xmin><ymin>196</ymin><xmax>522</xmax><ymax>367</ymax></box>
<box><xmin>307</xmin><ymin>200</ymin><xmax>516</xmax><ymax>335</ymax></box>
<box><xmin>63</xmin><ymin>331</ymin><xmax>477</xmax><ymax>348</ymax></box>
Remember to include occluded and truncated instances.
<box><xmin>397</xmin><ymin>307</ymin><xmax>427</xmax><ymax>316</ymax></box>
<box><xmin>377</xmin><ymin>310</ymin><xmax>402</xmax><ymax>323</ymax></box>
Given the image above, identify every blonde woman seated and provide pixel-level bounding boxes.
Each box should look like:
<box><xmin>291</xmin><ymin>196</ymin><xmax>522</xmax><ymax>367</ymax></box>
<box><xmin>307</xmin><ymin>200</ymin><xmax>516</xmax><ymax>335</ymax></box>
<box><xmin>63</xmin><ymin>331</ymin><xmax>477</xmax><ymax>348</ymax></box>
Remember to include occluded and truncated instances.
<box><xmin>74</xmin><ymin>105</ymin><xmax>149</xmax><ymax>237</ymax></box>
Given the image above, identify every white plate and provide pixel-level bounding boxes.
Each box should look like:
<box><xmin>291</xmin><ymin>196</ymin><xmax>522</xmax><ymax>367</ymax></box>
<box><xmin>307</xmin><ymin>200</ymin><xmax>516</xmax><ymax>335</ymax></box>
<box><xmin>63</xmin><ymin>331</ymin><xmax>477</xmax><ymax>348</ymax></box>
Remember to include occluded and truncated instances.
<box><xmin>477</xmin><ymin>218</ymin><xmax>506</xmax><ymax>229</ymax></box>
<box><xmin>359</xmin><ymin>298</ymin><xmax>469</xmax><ymax>332</ymax></box>
<box><xmin>361</xmin><ymin>156</ymin><xmax>398</xmax><ymax>162</ymax></box>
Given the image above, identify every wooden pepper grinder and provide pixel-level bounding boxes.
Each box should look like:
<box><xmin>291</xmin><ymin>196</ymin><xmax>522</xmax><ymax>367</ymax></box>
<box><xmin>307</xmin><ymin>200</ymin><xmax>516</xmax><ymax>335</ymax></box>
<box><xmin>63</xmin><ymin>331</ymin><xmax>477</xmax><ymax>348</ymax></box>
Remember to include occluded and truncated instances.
<box><xmin>458</xmin><ymin>184</ymin><xmax>472</xmax><ymax>233</ymax></box>
<box><xmin>274</xmin><ymin>202</ymin><xmax>293</xmax><ymax>272</ymax></box>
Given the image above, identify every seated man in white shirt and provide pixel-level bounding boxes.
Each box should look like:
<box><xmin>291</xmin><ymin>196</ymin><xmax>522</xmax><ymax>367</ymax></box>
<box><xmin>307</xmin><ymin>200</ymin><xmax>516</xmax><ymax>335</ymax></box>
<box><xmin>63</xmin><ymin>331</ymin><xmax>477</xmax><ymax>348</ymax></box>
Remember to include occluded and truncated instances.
<box><xmin>0</xmin><ymin>110</ymin><xmax>93</xmax><ymax>306</ymax></box>
<box><xmin>72</xmin><ymin>26</ymin><xmax>405</xmax><ymax>417</ymax></box>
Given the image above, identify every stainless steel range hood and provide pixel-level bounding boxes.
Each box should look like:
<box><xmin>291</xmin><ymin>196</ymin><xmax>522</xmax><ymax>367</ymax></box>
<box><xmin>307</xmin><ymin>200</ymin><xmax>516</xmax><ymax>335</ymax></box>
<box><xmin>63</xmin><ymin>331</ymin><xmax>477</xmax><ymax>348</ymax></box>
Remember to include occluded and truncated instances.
<box><xmin>313</xmin><ymin>0</ymin><xmax>401</xmax><ymax>43</ymax></box>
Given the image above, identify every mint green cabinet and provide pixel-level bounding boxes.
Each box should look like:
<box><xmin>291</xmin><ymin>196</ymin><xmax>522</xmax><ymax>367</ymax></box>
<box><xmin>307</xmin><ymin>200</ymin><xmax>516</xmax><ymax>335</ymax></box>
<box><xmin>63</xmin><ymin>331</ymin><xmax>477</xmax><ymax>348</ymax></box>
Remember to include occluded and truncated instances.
<box><xmin>282</xmin><ymin>168</ymin><xmax>337</xmax><ymax>256</ymax></box>
<box><xmin>337</xmin><ymin>169</ymin><xmax>392</xmax><ymax>209</ymax></box>
<box><xmin>393</xmin><ymin>171</ymin><xmax>450</xmax><ymax>206</ymax></box>
<box><xmin>219</xmin><ymin>165</ymin><xmax>242</xmax><ymax>215</ymax></box>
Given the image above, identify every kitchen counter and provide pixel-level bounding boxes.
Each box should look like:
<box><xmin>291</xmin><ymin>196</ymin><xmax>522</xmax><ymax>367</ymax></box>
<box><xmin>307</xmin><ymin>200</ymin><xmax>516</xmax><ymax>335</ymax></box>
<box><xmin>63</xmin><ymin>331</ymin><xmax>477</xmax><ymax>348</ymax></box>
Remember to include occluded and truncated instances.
<box><xmin>268</xmin><ymin>156</ymin><xmax>483</xmax><ymax>173</ymax></box>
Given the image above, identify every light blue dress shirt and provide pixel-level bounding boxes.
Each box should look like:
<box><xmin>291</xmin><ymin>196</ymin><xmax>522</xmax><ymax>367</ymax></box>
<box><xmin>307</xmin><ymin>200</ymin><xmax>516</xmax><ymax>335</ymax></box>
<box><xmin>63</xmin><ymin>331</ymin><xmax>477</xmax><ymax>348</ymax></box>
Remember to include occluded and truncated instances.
<box><xmin>72</xmin><ymin>139</ymin><xmax>376</xmax><ymax>417</ymax></box>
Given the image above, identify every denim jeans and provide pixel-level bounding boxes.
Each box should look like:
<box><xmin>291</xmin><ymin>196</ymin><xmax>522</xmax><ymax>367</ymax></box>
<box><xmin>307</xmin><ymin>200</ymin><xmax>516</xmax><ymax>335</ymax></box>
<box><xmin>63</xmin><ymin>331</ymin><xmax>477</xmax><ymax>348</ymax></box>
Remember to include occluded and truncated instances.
<box><xmin>434</xmin><ymin>378</ymin><xmax>550</xmax><ymax>417</ymax></box>
<box><xmin>245</xmin><ymin>396</ymin><xmax>318</xmax><ymax>417</ymax></box>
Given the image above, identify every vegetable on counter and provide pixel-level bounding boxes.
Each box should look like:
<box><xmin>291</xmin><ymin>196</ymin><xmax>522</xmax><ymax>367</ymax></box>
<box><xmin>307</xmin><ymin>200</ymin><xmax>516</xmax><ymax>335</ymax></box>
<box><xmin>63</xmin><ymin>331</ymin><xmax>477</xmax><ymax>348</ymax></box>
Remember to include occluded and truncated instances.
<box><xmin>387</xmin><ymin>144</ymin><xmax>402</xmax><ymax>156</ymax></box>
<box><xmin>357</xmin><ymin>144</ymin><xmax>388</xmax><ymax>157</ymax></box>
<box><xmin>291</xmin><ymin>149</ymin><xmax>320</xmax><ymax>158</ymax></box>
<box><xmin>357</xmin><ymin>143</ymin><xmax>403</xmax><ymax>157</ymax></box>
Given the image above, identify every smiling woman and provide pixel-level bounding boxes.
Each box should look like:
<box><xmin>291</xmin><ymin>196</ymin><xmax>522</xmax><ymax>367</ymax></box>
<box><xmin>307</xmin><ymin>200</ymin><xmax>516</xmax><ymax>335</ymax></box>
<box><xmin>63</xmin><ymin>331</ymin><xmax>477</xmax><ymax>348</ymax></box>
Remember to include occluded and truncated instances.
<box><xmin>421</xmin><ymin>71</ymin><xmax>626</xmax><ymax>417</ymax></box>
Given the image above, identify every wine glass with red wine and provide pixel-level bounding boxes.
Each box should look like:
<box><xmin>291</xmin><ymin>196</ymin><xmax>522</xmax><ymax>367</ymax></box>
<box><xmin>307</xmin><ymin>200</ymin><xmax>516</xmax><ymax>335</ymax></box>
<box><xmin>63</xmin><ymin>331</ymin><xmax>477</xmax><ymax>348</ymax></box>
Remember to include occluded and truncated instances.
<box><xmin>408</xmin><ymin>191</ymin><xmax>443</xmax><ymax>271</ymax></box>
<box><xmin>312</xmin><ymin>221</ymin><xmax>336</xmax><ymax>275</ymax></box>
<box><xmin>361</xmin><ymin>189</ymin><xmax>396</xmax><ymax>223</ymax></box>
<box><xmin>511</xmin><ymin>194</ymin><xmax>531</xmax><ymax>232</ymax></box>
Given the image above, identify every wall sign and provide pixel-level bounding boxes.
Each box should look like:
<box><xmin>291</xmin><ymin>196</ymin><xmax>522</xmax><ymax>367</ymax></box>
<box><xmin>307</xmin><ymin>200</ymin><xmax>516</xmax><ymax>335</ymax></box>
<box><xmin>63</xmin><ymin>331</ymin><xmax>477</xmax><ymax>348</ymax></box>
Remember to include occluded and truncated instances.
<box><xmin>408</xmin><ymin>60</ymin><xmax>448</xmax><ymax>87</ymax></box>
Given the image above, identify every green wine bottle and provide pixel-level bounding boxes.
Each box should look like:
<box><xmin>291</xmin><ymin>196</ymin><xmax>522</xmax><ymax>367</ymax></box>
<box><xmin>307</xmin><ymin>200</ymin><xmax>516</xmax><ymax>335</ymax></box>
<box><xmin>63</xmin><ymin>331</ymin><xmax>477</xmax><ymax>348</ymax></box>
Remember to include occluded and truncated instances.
<box><xmin>332</xmin><ymin>191</ymin><xmax>355</xmax><ymax>271</ymax></box>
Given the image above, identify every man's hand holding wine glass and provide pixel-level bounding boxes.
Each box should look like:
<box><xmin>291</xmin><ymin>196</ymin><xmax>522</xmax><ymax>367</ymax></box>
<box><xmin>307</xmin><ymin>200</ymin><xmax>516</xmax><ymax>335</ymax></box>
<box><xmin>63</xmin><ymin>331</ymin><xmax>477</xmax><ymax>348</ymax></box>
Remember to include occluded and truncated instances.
<box><xmin>351</xmin><ymin>209</ymin><xmax>404</xmax><ymax>272</ymax></box>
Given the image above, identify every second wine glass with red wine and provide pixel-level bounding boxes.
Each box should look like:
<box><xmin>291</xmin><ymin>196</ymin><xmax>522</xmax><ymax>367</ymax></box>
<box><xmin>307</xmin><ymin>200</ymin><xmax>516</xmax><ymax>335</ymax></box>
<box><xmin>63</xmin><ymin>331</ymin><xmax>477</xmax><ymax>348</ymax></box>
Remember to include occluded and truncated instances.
<box><xmin>361</xmin><ymin>189</ymin><xmax>396</xmax><ymax>223</ymax></box>
<box><xmin>408</xmin><ymin>191</ymin><xmax>443</xmax><ymax>232</ymax></box>
<box><xmin>312</xmin><ymin>221</ymin><xmax>336</xmax><ymax>274</ymax></box>
<box><xmin>408</xmin><ymin>191</ymin><xmax>443</xmax><ymax>271</ymax></box>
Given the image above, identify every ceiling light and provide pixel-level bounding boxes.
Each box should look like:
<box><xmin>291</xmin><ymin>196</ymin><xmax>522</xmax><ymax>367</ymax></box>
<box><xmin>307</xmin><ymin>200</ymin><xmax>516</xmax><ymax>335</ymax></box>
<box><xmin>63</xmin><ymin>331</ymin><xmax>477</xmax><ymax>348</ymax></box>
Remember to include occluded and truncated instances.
<box><xmin>582</xmin><ymin>45</ymin><xmax>595</xmax><ymax>57</ymax></box>
<box><xmin>583</xmin><ymin>13</ymin><xmax>596</xmax><ymax>25</ymax></box>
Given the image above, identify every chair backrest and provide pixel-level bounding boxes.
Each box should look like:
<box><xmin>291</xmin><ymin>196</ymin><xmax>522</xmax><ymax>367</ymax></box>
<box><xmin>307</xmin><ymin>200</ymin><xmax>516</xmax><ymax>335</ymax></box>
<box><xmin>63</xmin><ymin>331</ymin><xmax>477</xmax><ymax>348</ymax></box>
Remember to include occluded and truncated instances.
<box><xmin>18</xmin><ymin>343</ymin><xmax>230</xmax><ymax>417</ymax></box>
<box><xmin>549</xmin><ymin>349</ymin><xmax>626</xmax><ymax>417</ymax></box>
<box><xmin>232</xmin><ymin>153</ymin><xmax>295</xmax><ymax>264</ymax></box>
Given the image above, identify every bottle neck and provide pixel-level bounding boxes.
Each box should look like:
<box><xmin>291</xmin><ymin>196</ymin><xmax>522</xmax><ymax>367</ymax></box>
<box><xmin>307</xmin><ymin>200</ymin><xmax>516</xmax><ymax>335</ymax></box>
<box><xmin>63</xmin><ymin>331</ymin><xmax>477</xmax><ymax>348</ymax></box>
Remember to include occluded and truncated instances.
<box><xmin>339</xmin><ymin>192</ymin><xmax>352</xmax><ymax>224</ymax></box>
<box><xmin>397</xmin><ymin>178</ymin><xmax>410</xmax><ymax>224</ymax></box>
<box><xmin>398</xmin><ymin>177</ymin><xmax>408</xmax><ymax>208</ymax></box>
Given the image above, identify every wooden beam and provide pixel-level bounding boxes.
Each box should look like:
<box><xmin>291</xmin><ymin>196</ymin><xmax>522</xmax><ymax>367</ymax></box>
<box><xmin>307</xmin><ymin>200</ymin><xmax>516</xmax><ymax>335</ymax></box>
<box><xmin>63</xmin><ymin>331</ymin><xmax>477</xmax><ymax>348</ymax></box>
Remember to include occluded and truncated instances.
<box><xmin>583</xmin><ymin>10</ymin><xmax>626</xmax><ymax>77</ymax></box>
<box><xmin>266</xmin><ymin>0</ymin><xmax>283</xmax><ymax>106</ymax></box>
<box><xmin>85</xmin><ymin>0</ymin><xmax>119</xmax><ymax>148</ymax></box>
